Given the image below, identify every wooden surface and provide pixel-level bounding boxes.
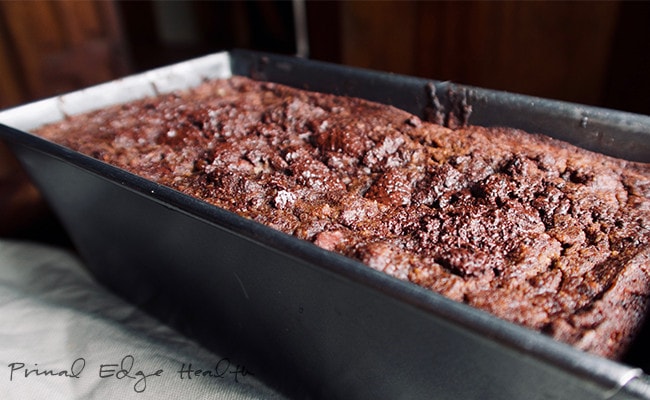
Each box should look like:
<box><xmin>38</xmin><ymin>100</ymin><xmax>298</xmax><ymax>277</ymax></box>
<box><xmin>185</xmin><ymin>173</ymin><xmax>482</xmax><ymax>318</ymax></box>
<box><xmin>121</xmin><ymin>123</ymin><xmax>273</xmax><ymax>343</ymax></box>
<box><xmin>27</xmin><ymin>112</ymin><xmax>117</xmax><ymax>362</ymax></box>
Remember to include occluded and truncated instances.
<box><xmin>337</xmin><ymin>1</ymin><xmax>621</xmax><ymax>107</ymax></box>
<box><xmin>0</xmin><ymin>0</ymin><xmax>129</xmax><ymax>109</ymax></box>
<box><xmin>0</xmin><ymin>0</ymin><xmax>647</xmax><ymax>113</ymax></box>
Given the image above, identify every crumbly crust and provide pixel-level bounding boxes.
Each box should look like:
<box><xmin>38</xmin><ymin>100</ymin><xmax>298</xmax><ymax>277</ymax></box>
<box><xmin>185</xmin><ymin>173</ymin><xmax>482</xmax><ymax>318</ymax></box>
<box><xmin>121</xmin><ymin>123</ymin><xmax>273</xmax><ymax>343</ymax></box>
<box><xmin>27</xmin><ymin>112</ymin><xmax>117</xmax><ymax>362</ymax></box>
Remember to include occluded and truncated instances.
<box><xmin>35</xmin><ymin>76</ymin><xmax>650</xmax><ymax>358</ymax></box>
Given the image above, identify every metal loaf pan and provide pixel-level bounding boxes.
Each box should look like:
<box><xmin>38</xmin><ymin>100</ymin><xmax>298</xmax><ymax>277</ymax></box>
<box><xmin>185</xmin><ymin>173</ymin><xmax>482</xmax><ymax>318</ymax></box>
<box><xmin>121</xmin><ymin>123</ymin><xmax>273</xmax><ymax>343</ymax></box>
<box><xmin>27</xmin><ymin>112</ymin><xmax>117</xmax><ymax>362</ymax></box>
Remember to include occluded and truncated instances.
<box><xmin>1</xmin><ymin>50</ymin><xmax>650</xmax><ymax>399</ymax></box>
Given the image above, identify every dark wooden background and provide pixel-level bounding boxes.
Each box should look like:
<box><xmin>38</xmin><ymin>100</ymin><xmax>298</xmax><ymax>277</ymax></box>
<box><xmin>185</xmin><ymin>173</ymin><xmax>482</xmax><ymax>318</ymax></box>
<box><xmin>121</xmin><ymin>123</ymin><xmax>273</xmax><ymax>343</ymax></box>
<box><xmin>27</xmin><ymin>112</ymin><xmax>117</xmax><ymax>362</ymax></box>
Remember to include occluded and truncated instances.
<box><xmin>1</xmin><ymin>0</ymin><xmax>649</xmax><ymax>114</ymax></box>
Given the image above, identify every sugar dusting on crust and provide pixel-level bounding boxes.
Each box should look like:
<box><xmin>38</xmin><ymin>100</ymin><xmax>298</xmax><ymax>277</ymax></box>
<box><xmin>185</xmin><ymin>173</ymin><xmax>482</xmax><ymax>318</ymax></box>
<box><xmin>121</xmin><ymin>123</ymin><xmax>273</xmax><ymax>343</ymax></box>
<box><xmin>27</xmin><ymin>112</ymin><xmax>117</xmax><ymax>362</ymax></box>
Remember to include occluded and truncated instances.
<box><xmin>34</xmin><ymin>76</ymin><xmax>650</xmax><ymax>359</ymax></box>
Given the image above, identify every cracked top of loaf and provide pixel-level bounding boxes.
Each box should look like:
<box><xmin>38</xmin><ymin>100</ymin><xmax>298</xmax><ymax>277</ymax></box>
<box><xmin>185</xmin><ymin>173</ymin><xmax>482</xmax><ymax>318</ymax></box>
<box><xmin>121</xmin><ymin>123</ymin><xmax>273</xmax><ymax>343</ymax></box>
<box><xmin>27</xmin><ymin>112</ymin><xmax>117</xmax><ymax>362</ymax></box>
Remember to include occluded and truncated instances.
<box><xmin>35</xmin><ymin>76</ymin><xmax>650</xmax><ymax>359</ymax></box>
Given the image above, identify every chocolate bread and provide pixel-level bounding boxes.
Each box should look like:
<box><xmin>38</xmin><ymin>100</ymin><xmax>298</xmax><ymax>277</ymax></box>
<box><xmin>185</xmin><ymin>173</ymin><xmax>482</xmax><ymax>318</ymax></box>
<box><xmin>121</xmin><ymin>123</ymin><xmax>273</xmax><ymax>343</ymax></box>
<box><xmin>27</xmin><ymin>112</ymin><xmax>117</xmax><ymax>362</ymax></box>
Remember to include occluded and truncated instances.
<box><xmin>34</xmin><ymin>76</ymin><xmax>650</xmax><ymax>359</ymax></box>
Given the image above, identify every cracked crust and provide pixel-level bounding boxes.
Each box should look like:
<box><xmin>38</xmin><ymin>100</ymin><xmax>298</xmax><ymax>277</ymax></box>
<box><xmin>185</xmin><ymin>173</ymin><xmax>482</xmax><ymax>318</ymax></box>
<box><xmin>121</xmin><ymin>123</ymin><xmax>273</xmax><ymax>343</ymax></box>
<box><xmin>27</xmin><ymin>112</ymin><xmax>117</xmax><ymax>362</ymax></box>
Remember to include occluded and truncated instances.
<box><xmin>35</xmin><ymin>76</ymin><xmax>650</xmax><ymax>359</ymax></box>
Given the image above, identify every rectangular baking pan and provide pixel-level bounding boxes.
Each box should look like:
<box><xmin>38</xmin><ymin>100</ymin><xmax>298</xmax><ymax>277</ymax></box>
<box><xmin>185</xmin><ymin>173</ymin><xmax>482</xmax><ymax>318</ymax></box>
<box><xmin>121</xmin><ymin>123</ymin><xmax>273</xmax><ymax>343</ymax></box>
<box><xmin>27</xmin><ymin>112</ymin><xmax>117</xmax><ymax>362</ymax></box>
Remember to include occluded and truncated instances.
<box><xmin>2</xmin><ymin>50</ymin><xmax>650</xmax><ymax>399</ymax></box>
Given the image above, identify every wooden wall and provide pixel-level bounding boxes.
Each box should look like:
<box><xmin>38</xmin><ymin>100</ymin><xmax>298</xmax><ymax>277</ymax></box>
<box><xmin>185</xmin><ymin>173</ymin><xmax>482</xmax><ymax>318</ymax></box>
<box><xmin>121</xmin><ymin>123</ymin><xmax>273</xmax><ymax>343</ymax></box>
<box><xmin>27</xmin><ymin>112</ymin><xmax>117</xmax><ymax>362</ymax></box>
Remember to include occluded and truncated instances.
<box><xmin>309</xmin><ymin>1</ymin><xmax>650</xmax><ymax>114</ymax></box>
<box><xmin>0</xmin><ymin>0</ymin><xmax>129</xmax><ymax>109</ymax></box>
<box><xmin>1</xmin><ymin>0</ymin><xmax>649</xmax><ymax>114</ymax></box>
<box><xmin>339</xmin><ymin>1</ymin><xmax>619</xmax><ymax>107</ymax></box>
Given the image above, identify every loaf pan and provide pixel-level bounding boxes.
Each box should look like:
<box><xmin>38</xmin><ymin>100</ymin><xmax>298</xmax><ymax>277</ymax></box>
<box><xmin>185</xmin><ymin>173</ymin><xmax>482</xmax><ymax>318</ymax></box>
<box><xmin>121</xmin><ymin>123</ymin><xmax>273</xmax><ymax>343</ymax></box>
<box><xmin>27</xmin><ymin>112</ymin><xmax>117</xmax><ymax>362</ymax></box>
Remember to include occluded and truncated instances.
<box><xmin>1</xmin><ymin>50</ymin><xmax>650</xmax><ymax>399</ymax></box>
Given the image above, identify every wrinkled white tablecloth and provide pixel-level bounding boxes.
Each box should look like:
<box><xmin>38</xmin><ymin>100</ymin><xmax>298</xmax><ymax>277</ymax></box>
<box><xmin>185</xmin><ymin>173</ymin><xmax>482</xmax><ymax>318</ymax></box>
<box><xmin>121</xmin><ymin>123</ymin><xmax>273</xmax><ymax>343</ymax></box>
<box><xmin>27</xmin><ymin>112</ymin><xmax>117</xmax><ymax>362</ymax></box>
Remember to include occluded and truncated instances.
<box><xmin>0</xmin><ymin>239</ymin><xmax>288</xmax><ymax>399</ymax></box>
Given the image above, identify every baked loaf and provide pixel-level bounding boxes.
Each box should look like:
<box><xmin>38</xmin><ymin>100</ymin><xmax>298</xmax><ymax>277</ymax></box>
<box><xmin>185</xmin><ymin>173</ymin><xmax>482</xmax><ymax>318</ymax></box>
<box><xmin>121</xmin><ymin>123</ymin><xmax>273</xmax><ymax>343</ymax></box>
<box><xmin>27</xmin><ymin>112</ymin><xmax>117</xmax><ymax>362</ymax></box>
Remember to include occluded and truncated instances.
<box><xmin>35</xmin><ymin>76</ymin><xmax>650</xmax><ymax>359</ymax></box>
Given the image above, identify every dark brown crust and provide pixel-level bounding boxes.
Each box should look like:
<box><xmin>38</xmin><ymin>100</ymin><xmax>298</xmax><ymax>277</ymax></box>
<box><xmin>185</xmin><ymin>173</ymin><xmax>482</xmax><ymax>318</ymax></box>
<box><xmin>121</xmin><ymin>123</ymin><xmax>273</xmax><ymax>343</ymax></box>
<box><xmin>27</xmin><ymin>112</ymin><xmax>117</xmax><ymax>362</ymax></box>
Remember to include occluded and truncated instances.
<box><xmin>34</xmin><ymin>76</ymin><xmax>650</xmax><ymax>359</ymax></box>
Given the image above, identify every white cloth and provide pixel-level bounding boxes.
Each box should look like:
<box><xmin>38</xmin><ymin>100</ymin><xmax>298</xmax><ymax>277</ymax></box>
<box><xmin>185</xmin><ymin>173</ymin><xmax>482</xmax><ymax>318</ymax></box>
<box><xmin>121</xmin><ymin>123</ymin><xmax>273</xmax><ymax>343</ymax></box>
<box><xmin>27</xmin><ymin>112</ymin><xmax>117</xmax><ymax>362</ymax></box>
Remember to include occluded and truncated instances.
<box><xmin>0</xmin><ymin>239</ymin><xmax>287</xmax><ymax>399</ymax></box>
